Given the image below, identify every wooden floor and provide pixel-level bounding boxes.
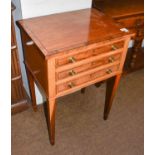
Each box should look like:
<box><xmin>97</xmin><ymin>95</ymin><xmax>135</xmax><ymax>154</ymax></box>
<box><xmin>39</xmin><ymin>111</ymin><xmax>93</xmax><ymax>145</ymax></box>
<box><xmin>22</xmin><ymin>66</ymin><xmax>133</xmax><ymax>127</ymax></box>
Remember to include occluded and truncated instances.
<box><xmin>12</xmin><ymin>69</ymin><xmax>144</xmax><ymax>155</ymax></box>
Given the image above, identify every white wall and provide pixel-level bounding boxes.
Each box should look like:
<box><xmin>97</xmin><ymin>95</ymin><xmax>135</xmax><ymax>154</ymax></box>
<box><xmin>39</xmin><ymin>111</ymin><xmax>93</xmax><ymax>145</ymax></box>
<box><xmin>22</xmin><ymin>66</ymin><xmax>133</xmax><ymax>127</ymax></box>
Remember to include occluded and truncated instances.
<box><xmin>20</xmin><ymin>0</ymin><xmax>92</xmax><ymax>19</ymax></box>
<box><xmin>18</xmin><ymin>0</ymin><xmax>92</xmax><ymax>104</ymax></box>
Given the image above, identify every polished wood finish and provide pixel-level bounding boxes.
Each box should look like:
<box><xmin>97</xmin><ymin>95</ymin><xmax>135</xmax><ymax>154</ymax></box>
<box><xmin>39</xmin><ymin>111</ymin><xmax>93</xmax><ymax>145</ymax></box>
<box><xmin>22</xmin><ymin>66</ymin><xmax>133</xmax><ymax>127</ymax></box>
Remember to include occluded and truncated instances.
<box><xmin>93</xmin><ymin>0</ymin><xmax>144</xmax><ymax>73</ymax></box>
<box><xmin>11</xmin><ymin>2</ymin><xmax>29</xmax><ymax>114</ymax></box>
<box><xmin>18</xmin><ymin>8</ymin><xmax>133</xmax><ymax>145</ymax></box>
<box><xmin>18</xmin><ymin>9</ymin><xmax>132</xmax><ymax>58</ymax></box>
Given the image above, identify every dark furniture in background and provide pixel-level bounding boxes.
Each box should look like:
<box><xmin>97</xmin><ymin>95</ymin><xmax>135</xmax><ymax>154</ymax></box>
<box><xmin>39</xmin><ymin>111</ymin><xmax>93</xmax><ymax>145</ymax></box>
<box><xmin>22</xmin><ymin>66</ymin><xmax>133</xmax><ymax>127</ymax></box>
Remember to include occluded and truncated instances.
<box><xmin>93</xmin><ymin>0</ymin><xmax>144</xmax><ymax>73</ymax></box>
<box><xmin>11</xmin><ymin>3</ymin><xmax>29</xmax><ymax>114</ymax></box>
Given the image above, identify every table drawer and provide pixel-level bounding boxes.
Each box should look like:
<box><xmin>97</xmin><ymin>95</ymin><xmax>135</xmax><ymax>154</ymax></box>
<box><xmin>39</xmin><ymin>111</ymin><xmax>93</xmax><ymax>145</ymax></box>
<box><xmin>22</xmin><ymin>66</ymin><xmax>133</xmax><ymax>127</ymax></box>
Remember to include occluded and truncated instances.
<box><xmin>56</xmin><ymin>40</ymin><xmax>124</xmax><ymax>67</ymax></box>
<box><xmin>57</xmin><ymin>75</ymin><xmax>91</xmax><ymax>93</ymax></box>
<box><xmin>56</xmin><ymin>64</ymin><xmax>119</xmax><ymax>94</ymax></box>
<box><xmin>56</xmin><ymin>53</ymin><xmax>121</xmax><ymax>80</ymax></box>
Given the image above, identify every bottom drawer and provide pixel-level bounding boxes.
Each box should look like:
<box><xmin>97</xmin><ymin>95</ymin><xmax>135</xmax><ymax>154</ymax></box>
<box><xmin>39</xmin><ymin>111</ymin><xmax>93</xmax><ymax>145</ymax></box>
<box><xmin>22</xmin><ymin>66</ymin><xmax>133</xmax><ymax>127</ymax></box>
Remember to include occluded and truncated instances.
<box><xmin>57</xmin><ymin>75</ymin><xmax>91</xmax><ymax>93</ymax></box>
<box><xmin>57</xmin><ymin>64</ymin><xmax>120</xmax><ymax>94</ymax></box>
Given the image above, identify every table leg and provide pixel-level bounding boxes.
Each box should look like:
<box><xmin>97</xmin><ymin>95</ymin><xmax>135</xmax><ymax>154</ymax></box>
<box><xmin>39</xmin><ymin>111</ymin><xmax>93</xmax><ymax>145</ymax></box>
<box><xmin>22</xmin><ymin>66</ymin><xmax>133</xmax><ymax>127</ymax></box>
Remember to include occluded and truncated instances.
<box><xmin>104</xmin><ymin>74</ymin><xmax>121</xmax><ymax>120</ymax></box>
<box><xmin>47</xmin><ymin>98</ymin><xmax>56</xmax><ymax>145</ymax></box>
<box><xmin>26</xmin><ymin>69</ymin><xmax>37</xmax><ymax>112</ymax></box>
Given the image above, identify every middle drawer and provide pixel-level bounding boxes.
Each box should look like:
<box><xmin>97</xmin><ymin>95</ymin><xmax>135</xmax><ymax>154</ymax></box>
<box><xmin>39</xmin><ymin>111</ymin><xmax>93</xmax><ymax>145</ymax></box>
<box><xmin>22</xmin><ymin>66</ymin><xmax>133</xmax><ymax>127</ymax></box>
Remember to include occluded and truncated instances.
<box><xmin>56</xmin><ymin>52</ymin><xmax>121</xmax><ymax>80</ymax></box>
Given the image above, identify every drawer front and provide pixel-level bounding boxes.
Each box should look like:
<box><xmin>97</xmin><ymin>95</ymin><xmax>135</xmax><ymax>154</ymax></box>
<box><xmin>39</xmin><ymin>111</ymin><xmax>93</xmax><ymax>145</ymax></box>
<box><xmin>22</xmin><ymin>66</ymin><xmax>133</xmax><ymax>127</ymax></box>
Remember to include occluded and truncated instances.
<box><xmin>57</xmin><ymin>75</ymin><xmax>91</xmax><ymax>93</ymax></box>
<box><xmin>116</xmin><ymin>16</ymin><xmax>144</xmax><ymax>29</ymax></box>
<box><xmin>56</xmin><ymin>40</ymin><xmax>124</xmax><ymax>68</ymax></box>
<box><xmin>56</xmin><ymin>49</ymin><xmax>93</xmax><ymax>67</ymax></box>
<box><xmin>56</xmin><ymin>53</ymin><xmax>121</xmax><ymax>80</ymax></box>
<box><xmin>57</xmin><ymin>64</ymin><xmax>119</xmax><ymax>94</ymax></box>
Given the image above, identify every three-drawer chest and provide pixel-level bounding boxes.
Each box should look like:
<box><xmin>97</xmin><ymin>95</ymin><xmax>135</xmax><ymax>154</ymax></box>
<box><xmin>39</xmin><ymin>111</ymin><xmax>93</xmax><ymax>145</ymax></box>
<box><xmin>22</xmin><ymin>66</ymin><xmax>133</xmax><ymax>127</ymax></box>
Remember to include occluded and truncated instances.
<box><xmin>18</xmin><ymin>8</ymin><xmax>134</xmax><ymax>145</ymax></box>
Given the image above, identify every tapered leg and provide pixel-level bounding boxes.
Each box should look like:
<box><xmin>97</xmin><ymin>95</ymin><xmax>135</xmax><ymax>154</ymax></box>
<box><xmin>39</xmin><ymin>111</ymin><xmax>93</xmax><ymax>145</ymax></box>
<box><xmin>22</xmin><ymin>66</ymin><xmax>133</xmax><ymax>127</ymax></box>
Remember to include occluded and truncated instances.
<box><xmin>26</xmin><ymin>69</ymin><xmax>37</xmax><ymax>111</ymax></box>
<box><xmin>47</xmin><ymin>98</ymin><xmax>56</xmax><ymax>145</ymax></box>
<box><xmin>104</xmin><ymin>74</ymin><xmax>121</xmax><ymax>120</ymax></box>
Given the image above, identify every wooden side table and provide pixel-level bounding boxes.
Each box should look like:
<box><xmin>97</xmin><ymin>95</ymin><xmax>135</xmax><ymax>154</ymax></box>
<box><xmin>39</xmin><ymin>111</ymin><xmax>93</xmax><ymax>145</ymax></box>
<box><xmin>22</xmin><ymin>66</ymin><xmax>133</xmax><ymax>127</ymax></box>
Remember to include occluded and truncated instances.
<box><xmin>18</xmin><ymin>9</ymin><xmax>134</xmax><ymax>145</ymax></box>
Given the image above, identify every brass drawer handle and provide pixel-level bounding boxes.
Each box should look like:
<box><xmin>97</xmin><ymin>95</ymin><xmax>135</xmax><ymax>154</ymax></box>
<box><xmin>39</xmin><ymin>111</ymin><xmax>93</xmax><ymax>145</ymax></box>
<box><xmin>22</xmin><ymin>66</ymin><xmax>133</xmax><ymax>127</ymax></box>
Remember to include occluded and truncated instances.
<box><xmin>26</xmin><ymin>41</ymin><xmax>34</xmax><ymax>46</ymax></box>
<box><xmin>68</xmin><ymin>82</ymin><xmax>75</xmax><ymax>88</ymax></box>
<box><xmin>106</xmin><ymin>69</ymin><xmax>113</xmax><ymax>74</ymax></box>
<box><xmin>11</xmin><ymin>45</ymin><xmax>16</xmax><ymax>50</ymax></box>
<box><xmin>68</xmin><ymin>56</ymin><xmax>76</xmax><ymax>63</ymax></box>
<box><xmin>111</xmin><ymin>45</ymin><xmax>118</xmax><ymax>50</ymax></box>
<box><xmin>68</xmin><ymin>70</ymin><xmax>77</xmax><ymax>76</ymax></box>
<box><xmin>108</xmin><ymin>56</ymin><xmax>115</xmax><ymax>63</ymax></box>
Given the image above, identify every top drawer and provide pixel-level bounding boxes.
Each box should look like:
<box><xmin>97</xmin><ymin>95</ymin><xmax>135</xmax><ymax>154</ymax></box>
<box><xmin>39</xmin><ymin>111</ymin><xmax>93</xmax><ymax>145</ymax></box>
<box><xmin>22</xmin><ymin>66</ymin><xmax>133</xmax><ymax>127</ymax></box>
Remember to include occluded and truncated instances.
<box><xmin>56</xmin><ymin>40</ymin><xmax>124</xmax><ymax>67</ymax></box>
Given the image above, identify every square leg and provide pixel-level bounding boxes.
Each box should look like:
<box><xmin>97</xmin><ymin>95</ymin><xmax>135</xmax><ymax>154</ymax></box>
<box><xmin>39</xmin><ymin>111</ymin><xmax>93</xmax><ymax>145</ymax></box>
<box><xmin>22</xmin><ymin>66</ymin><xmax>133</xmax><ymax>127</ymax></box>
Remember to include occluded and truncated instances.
<box><xmin>104</xmin><ymin>74</ymin><xmax>121</xmax><ymax>120</ymax></box>
<box><xmin>47</xmin><ymin>98</ymin><xmax>56</xmax><ymax>145</ymax></box>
